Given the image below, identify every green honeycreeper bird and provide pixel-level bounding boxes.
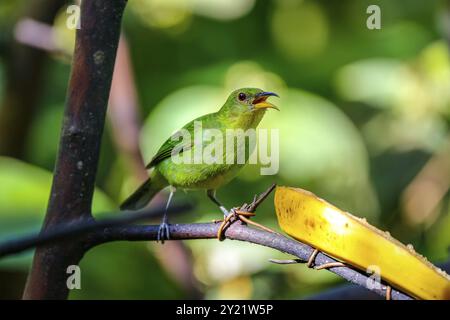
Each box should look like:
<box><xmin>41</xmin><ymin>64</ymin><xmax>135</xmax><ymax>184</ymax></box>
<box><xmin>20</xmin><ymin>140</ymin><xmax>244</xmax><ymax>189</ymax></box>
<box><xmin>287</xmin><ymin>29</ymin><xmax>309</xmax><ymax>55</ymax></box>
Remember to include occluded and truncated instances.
<box><xmin>120</xmin><ymin>88</ymin><xmax>279</xmax><ymax>241</ymax></box>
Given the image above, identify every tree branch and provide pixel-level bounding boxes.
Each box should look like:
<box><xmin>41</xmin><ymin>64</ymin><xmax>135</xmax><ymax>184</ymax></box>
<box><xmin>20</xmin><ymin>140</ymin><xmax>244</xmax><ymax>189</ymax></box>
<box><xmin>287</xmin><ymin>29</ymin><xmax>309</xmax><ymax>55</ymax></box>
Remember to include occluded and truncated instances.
<box><xmin>307</xmin><ymin>260</ymin><xmax>450</xmax><ymax>300</ymax></box>
<box><xmin>1</xmin><ymin>203</ymin><xmax>413</xmax><ymax>300</ymax></box>
<box><xmin>88</xmin><ymin>222</ymin><xmax>412</xmax><ymax>300</ymax></box>
<box><xmin>0</xmin><ymin>203</ymin><xmax>192</xmax><ymax>259</ymax></box>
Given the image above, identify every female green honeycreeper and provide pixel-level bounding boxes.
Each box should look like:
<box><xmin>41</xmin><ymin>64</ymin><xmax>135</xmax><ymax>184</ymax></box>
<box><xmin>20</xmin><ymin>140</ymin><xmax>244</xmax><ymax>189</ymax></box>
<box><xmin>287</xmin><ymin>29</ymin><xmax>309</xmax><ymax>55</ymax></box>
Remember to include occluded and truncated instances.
<box><xmin>121</xmin><ymin>88</ymin><xmax>279</xmax><ymax>241</ymax></box>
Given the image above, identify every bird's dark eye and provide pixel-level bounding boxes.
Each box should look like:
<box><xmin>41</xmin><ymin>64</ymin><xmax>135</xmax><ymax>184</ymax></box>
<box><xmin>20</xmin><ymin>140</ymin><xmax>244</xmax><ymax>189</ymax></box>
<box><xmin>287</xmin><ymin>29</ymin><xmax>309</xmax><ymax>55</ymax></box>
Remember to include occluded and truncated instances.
<box><xmin>238</xmin><ymin>93</ymin><xmax>246</xmax><ymax>101</ymax></box>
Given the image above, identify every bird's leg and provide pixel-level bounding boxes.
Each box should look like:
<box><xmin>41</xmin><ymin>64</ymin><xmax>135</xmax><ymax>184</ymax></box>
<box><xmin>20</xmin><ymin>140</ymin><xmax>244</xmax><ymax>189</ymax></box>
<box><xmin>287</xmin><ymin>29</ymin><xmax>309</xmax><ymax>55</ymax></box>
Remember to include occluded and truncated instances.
<box><xmin>158</xmin><ymin>186</ymin><xmax>176</xmax><ymax>243</ymax></box>
<box><xmin>206</xmin><ymin>189</ymin><xmax>228</xmax><ymax>217</ymax></box>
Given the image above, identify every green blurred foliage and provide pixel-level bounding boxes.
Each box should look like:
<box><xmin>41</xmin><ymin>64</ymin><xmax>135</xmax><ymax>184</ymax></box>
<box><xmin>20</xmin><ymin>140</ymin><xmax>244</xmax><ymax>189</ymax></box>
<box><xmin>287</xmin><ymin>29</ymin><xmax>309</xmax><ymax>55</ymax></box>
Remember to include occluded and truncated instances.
<box><xmin>70</xmin><ymin>242</ymin><xmax>185</xmax><ymax>299</ymax></box>
<box><xmin>0</xmin><ymin>157</ymin><xmax>115</xmax><ymax>270</ymax></box>
<box><xmin>0</xmin><ymin>0</ymin><xmax>449</xmax><ymax>299</ymax></box>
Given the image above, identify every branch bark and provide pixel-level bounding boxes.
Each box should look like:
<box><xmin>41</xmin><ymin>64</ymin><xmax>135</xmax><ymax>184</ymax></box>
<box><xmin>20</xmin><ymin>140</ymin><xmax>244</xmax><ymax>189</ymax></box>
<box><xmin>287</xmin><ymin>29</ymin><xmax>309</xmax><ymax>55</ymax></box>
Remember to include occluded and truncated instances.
<box><xmin>3</xmin><ymin>215</ymin><xmax>413</xmax><ymax>300</ymax></box>
<box><xmin>88</xmin><ymin>222</ymin><xmax>413</xmax><ymax>300</ymax></box>
<box><xmin>0</xmin><ymin>204</ymin><xmax>191</xmax><ymax>259</ymax></box>
<box><xmin>23</xmin><ymin>0</ymin><xmax>127</xmax><ymax>299</ymax></box>
<box><xmin>307</xmin><ymin>259</ymin><xmax>450</xmax><ymax>300</ymax></box>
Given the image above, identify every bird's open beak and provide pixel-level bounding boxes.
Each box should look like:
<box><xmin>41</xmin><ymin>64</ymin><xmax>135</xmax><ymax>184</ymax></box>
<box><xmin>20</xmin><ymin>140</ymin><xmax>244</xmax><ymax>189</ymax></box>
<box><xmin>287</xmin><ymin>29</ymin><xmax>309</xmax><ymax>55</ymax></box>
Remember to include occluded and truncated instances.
<box><xmin>253</xmin><ymin>92</ymin><xmax>279</xmax><ymax>110</ymax></box>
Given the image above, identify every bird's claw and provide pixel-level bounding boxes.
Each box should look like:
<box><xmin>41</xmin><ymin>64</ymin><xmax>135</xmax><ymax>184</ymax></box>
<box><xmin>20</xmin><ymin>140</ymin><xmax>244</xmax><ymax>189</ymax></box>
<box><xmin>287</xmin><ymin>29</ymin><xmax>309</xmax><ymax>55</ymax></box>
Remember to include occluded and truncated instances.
<box><xmin>157</xmin><ymin>222</ymin><xmax>170</xmax><ymax>244</ymax></box>
<box><xmin>216</xmin><ymin>208</ymin><xmax>237</xmax><ymax>241</ymax></box>
<box><xmin>215</xmin><ymin>184</ymin><xmax>278</xmax><ymax>241</ymax></box>
<box><xmin>216</xmin><ymin>207</ymin><xmax>277</xmax><ymax>241</ymax></box>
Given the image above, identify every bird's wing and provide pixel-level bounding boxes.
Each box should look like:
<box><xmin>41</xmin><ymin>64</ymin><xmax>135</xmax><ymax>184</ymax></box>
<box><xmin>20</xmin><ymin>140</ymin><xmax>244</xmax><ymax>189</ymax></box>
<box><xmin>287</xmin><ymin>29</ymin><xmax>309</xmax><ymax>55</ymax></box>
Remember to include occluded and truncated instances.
<box><xmin>146</xmin><ymin>113</ymin><xmax>217</xmax><ymax>169</ymax></box>
<box><xmin>146</xmin><ymin>136</ymin><xmax>192</xmax><ymax>169</ymax></box>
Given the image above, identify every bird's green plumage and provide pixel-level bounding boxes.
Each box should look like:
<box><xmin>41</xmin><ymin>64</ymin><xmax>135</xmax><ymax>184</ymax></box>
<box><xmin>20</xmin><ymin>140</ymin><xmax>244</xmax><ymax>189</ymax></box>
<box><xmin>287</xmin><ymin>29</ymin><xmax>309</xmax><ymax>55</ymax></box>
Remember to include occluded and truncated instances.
<box><xmin>120</xmin><ymin>88</ymin><xmax>277</xmax><ymax>210</ymax></box>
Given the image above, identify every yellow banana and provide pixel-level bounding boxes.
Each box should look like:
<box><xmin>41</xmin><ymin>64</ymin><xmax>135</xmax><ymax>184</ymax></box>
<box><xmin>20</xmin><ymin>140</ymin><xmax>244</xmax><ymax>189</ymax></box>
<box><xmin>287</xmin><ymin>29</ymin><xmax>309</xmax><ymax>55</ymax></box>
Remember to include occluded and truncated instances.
<box><xmin>274</xmin><ymin>186</ymin><xmax>450</xmax><ymax>300</ymax></box>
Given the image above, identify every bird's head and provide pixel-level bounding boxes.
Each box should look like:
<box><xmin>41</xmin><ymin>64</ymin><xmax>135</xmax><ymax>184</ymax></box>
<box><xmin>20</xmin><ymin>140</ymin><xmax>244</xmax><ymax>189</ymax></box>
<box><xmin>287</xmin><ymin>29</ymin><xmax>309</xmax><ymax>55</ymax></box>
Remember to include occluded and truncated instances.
<box><xmin>221</xmin><ymin>88</ymin><xmax>279</xmax><ymax>115</ymax></box>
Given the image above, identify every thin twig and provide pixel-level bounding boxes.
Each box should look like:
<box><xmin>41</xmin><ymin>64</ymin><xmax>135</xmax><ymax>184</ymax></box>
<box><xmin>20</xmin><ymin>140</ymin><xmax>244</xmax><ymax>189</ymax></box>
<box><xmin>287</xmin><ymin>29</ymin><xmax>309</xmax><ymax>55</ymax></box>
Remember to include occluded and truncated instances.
<box><xmin>238</xmin><ymin>214</ymin><xmax>277</xmax><ymax>234</ymax></box>
<box><xmin>386</xmin><ymin>286</ymin><xmax>392</xmax><ymax>300</ymax></box>
<box><xmin>247</xmin><ymin>183</ymin><xmax>276</xmax><ymax>212</ymax></box>
<box><xmin>315</xmin><ymin>262</ymin><xmax>347</xmax><ymax>270</ymax></box>
<box><xmin>269</xmin><ymin>259</ymin><xmax>302</xmax><ymax>264</ymax></box>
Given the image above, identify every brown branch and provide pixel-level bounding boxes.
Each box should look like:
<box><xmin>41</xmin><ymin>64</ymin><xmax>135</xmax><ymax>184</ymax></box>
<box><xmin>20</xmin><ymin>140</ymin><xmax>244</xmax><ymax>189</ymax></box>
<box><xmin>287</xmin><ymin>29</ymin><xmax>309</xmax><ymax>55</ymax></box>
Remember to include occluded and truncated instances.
<box><xmin>1</xmin><ymin>213</ymin><xmax>413</xmax><ymax>300</ymax></box>
<box><xmin>87</xmin><ymin>222</ymin><xmax>413</xmax><ymax>300</ymax></box>
<box><xmin>307</xmin><ymin>260</ymin><xmax>450</xmax><ymax>300</ymax></box>
<box><xmin>23</xmin><ymin>0</ymin><xmax>128</xmax><ymax>299</ymax></box>
<box><xmin>0</xmin><ymin>203</ymin><xmax>192</xmax><ymax>259</ymax></box>
<box><xmin>0</xmin><ymin>182</ymin><xmax>414</xmax><ymax>300</ymax></box>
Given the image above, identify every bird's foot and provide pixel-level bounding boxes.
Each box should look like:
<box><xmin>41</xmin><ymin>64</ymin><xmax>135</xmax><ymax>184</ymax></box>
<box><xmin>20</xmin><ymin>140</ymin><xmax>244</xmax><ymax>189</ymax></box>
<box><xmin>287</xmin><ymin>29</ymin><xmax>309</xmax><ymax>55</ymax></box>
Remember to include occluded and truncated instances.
<box><xmin>213</xmin><ymin>184</ymin><xmax>278</xmax><ymax>241</ymax></box>
<box><xmin>211</xmin><ymin>206</ymin><xmax>232</xmax><ymax>223</ymax></box>
<box><xmin>216</xmin><ymin>207</ymin><xmax>276</xmax><ymax>241</ymax></box>
<box><xmin>157</xmin><ymin>222</ymin><xmax>170</xmax><ymax>244</ymax></box>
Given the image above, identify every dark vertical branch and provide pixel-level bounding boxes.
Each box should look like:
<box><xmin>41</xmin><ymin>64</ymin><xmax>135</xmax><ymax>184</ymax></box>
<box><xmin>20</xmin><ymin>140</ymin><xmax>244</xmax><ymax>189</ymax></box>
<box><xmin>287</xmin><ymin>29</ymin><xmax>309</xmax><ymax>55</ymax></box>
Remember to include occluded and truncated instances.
<box><xmin>0</xmin><ymin>0</ymin><xmax>66</xmax><ymax>157</ymax></box>
<box><xmin>23</xmin><ymin>0</ymin><xmax>127</xmax><ymax>300</ymax></box>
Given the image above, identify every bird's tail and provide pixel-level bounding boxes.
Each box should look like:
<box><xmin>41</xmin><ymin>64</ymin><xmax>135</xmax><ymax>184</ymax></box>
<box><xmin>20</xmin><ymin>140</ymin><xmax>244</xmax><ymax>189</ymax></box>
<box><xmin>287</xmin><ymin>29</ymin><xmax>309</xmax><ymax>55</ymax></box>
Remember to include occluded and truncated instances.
<box><xmin>120</xmin><ymin>170</ymin><xmax>167</xmax><ymax>211</ymax></box>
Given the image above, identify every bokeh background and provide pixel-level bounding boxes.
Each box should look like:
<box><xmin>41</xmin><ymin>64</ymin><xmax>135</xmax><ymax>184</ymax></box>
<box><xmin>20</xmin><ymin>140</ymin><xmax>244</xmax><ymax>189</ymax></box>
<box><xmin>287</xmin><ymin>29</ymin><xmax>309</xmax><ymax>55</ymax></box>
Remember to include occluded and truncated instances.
<box><xmin>0</xmin><ymin>0</ymin><xmax>449</xmax><ymax>299</ymax></box>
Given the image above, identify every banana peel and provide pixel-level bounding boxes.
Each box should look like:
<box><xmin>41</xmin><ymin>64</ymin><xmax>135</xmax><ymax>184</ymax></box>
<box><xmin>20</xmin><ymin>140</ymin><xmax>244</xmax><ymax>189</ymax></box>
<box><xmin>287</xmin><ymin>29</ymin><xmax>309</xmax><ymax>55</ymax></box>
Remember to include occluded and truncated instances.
<box><xmin>274</xmin><ymin>186</ymin><xmax>450</xmax><ymax>300</ymax></box>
